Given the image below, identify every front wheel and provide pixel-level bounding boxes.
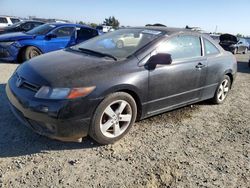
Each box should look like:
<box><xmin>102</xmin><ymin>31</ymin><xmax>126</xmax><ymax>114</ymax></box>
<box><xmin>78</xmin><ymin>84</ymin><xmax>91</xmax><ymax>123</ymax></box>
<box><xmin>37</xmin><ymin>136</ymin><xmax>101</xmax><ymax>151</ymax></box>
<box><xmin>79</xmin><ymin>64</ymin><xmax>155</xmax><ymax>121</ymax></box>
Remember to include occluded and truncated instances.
<box><xmin>212</xmin><ymin>75</ymin><xmax>231</xmax><ymax>104</ymax></box>
<box><xmin>22</xmin><ymin>46</ymin><xmax>42</xmax><ymax>62</ymax></box>
<box><xmin>89</xmin><ymin>92</ymin><xmax>137</xmax><ymax>144</ymax></box>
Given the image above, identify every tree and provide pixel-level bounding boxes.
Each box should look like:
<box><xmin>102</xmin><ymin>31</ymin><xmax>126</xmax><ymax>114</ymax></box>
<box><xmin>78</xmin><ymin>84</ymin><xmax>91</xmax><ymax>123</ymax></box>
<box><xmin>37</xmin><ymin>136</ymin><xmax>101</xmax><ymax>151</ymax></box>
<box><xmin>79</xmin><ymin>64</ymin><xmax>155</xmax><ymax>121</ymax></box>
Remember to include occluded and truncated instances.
<box><xmin>78</xmin><ymin>21</ymin><xmax>86</xmax><ymax>25</ymax></box>
<box><xmin>90</xmin><ymin>23</ymin><xmax>98</xmax><ymax>28</ymax></box>
<box><xmin>103</xmin><ymin>16</ymin><xmax>120</xmax><ymax>29</ymax></box>
<box><xmin>236</xmin><ymin>33</ymin><xmax>244</xmax><ymax>37</ymax></box>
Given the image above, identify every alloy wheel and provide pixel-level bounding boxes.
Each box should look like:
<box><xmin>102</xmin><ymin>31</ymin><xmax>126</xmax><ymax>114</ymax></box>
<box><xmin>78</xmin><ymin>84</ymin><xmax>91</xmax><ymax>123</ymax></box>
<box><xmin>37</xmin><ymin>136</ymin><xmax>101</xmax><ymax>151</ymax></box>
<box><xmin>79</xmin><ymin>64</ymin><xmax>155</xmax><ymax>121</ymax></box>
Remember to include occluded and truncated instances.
<box><xmin>217</xmin><ymin>79</ymin><xmax>230</xmax><ymax>102</ymax></box>
<box><xmin>29</xmin><ymin>49</ymin><xmax>40</xmax><ymax>59</ymax></box>
<box><xmin>100</xmin><ymin>100</ymin><xmax>132</xmax><ymax>138</ymax></box>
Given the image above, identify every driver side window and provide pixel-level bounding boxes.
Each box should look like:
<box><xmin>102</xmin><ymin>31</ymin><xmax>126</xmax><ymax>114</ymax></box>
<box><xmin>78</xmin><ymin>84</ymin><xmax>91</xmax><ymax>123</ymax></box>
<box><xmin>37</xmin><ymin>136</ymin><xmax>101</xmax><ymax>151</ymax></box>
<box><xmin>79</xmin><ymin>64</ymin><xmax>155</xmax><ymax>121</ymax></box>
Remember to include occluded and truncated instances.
<box><xmin>157</xmin><ymin>35</ymin><xmax>202</xmax><ymax>61</ymax></box>
<box><xmin>52</xmin><ymin>27</ymin><xmax>75</xmax><ymax>37</ymax></box>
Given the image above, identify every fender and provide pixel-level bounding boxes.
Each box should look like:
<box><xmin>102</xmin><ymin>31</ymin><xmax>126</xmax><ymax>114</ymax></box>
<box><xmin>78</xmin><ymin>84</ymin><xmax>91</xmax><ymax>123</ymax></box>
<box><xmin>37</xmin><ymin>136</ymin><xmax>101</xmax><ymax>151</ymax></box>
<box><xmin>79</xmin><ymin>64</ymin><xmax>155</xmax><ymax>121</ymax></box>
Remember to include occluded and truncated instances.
<box><xmin>18</xmin><ymin>38</ymin><xmax>46</xmax><ymax>54</ymax></box>
<box><xmin>100</xmin><ymin>84</ymin><xmax>142</xmax><ymax>101</ymax></box>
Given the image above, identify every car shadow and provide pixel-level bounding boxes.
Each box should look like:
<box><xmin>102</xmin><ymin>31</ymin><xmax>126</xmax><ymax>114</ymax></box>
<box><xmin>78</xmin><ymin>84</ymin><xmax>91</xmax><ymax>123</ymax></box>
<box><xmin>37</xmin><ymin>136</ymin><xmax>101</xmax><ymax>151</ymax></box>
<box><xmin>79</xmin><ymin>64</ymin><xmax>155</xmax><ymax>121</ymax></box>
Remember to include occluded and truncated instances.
<box><xmin>237</xmin><ymin>61</ymin><xmax>250</xmax><ymax>74</ymax></box>
<box><xmin>0</xmin><ymin>84</ymin><xmax>100</xmax><ymax>158</ymax></box>
<box><xmin>0</xmin><ymin>60</ymin><xmax>19</xmax><ymax>65</ymax></box>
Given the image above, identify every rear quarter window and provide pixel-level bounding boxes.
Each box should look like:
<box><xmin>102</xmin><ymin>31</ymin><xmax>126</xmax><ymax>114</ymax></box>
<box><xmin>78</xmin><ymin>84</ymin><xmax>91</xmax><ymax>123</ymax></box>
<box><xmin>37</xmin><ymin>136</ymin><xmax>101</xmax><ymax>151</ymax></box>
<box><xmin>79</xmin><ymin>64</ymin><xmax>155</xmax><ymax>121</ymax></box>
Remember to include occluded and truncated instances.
<box><xmin>77</xmin><ymin>28</ymin><xmax>98</xmax><ymax>40</ymax></box>
<box><xmin>204</xmin><ymin>38</ymin><xmax>220</xmax><ymax>55</ymax></box>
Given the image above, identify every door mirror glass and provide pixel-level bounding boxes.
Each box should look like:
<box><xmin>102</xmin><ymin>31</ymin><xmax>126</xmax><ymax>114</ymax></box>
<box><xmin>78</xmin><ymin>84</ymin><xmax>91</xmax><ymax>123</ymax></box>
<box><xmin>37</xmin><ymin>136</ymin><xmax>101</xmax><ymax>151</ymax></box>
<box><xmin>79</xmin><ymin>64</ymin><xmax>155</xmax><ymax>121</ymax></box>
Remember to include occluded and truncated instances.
<box><xmin>148</xmin><ymin>53</ymin><xmax>172</xmax><ymax>66</ymax></box>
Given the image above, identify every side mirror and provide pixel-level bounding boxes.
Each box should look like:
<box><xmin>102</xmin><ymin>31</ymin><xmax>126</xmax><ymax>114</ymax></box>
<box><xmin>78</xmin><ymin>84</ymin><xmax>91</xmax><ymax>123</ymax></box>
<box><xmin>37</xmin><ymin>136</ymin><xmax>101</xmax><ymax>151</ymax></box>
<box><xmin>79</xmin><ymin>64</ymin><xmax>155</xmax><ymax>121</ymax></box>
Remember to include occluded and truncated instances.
<box><xmin>45</xmin><ymin>33</ymin><xmax>57</xmax><ymax>40</ymax></box>
<box><xmin>147</xmin><ymin>53</ymin><xmax>172</xmax><ymax>67</ymax></box>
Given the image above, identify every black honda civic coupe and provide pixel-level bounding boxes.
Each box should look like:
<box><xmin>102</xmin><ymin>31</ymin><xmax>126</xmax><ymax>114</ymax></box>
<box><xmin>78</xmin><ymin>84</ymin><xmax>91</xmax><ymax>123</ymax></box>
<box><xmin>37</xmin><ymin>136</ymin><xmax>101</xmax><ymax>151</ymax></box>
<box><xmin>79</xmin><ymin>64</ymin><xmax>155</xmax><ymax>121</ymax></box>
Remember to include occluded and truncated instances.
<box><xmin>6</xmin><ymin>27</ymin><xmax>237</xmax><ymax>144</ymax></box>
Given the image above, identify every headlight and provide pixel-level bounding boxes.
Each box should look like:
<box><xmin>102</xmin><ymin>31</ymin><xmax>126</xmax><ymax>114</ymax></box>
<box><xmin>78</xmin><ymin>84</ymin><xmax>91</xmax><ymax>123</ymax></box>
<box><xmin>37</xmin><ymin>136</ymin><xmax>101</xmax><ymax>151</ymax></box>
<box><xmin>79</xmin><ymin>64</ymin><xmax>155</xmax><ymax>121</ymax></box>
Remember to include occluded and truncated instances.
<box><xmin>35</xmin><ymin>86</ymin><xmax>96</xmax><ymax>99</ymax></box>
<box><xmin>0</xmin><ymin>41</ymin><xmax>15</xmax><ymax>46</ymax></box>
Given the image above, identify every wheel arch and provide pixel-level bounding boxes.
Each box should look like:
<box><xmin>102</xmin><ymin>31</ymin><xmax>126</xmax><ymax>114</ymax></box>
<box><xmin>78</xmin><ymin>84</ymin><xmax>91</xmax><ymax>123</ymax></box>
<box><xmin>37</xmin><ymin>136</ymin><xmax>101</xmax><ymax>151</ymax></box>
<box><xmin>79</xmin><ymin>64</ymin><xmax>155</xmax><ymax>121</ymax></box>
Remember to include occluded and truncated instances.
<box><xmin>101</xmin><ymin>85</ymin><xmax>143</xmax><ymax>121</ymax></box>
<box><xmin>17</xmin><ymin>45</ymin><xmax>44</xmax><ymax>62</ymax></box>
<box><xmin>224</xmin><ymin>69</ymin><xmax>234</xmax><ymax>88</ymax></box>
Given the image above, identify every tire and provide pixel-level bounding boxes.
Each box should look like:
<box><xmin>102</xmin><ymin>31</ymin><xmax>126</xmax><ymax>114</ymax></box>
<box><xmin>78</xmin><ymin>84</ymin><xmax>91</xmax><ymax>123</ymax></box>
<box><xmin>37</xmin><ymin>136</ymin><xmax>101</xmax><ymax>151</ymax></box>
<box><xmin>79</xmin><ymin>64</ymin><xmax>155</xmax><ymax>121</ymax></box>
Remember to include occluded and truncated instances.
<box><xmin>22</xmin><ymin>46</ymin><xmax>42</xmax><ymax>62</ymax></box>
<box><xmin>212</xmin><ymin>75</ymin><xmax>231</xmax><ymax>104</ymax></box>
<box><xmin>116</xmin><ymin>40</ymin><xmax>124</xmax><ymax>48</ymax></box>
<box><xmin>89</xmin><ymin>92</ymin><xmax>137</xmax><ymax>145</ymax></box>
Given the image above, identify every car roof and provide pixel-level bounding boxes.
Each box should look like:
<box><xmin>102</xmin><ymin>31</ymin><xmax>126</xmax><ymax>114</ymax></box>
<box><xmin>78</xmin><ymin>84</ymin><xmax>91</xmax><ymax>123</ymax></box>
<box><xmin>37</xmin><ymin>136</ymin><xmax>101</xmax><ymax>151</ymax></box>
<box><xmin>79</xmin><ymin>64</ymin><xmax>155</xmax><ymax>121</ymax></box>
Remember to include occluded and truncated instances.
<box><xmin>128</xmin><ymin>26</ymin><xmax>200</xmax><ymax>35</ymax></box>
<box><xmin>46</xmin><ymin>22</ymin><xmax>95</xmax><ymax>30</ymax></box>
<box><xmin>20</xmin><ymin>20</ymin><xmax>45</xmax><ymax>23</ymax></box>
<box><xmin>0</xmin><ymin>15</ymin><xmax>20</xmax><ymax>19</ymax></box>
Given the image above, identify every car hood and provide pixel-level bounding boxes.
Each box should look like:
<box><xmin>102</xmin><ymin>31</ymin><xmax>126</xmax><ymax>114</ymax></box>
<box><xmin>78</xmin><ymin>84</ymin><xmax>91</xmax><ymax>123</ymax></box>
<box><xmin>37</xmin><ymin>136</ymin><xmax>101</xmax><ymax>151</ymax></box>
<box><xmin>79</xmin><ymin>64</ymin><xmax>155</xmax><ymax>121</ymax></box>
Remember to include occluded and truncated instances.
<box><xmin>0</xmin><ymin>32</ymin><xmax>34</xmax><ymax>42</ymax></box>
<box><xmin>220</xmin><ymin>34</ymin><xmax>238</xmax><ymax>43</ymax></box>
<box><xmin>0</xmin><ymin>27</ymin><xmax>16</xmax><ymax>34</ymax></box>
<box><xmin>16</xmin><ymin>49</ymin><xmax>116</xmax><ymax>87</ymax></box>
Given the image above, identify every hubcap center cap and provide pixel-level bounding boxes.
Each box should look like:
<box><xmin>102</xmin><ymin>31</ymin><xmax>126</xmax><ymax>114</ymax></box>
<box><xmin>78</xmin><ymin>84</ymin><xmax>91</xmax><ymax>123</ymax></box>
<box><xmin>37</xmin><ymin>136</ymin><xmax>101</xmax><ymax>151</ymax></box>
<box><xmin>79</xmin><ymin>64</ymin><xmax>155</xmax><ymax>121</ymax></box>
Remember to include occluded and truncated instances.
<box><xmin>113</xmin><ymin>115</ymin><xmax>119</xmax><ymax>122</ymax></box>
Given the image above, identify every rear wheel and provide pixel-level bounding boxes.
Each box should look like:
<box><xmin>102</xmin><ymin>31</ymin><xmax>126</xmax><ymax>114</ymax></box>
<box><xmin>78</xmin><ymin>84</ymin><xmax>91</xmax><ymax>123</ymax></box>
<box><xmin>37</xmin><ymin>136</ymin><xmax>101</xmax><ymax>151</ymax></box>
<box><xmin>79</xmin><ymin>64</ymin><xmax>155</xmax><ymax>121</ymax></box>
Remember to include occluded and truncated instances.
<box><xmin>89</xmin><ymin>92</ymin><xmax>137</xmax><ymax>145</ymax></box>
<box><xmin>212</xmin><ymin>75</ymin><xmax>231</xmax><ymax>104</ymax></box>
<box><xmin>22</xmin><ymin>46</ymin><xmax>42</xmax><ymax>62</ymax></box>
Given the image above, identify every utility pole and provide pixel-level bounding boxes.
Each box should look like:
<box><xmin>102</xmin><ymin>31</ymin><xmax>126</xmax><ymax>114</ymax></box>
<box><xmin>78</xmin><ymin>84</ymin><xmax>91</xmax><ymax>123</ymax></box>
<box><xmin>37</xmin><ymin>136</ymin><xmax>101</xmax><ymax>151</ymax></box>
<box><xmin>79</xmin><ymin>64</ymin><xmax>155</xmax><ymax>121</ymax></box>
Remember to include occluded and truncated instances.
<box><xmin>214</xmin><ymin>25</ymin><xmax>218</xmax><ymax>34</ymax></box>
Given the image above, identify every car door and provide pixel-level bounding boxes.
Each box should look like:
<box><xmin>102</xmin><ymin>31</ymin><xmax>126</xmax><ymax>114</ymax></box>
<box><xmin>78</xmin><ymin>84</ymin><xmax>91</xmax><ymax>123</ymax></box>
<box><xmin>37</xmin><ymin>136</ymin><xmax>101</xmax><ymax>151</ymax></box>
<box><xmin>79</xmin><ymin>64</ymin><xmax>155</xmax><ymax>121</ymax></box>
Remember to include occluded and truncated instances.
<box><xmin>146</xmin><ymin>34</ymin><xmax>207</xmax><ymax>115</ymax></box>
<box><xmin>44</xmin><ymin>26</ymin><xmax>75</xmax><ymax>52</ymax></box>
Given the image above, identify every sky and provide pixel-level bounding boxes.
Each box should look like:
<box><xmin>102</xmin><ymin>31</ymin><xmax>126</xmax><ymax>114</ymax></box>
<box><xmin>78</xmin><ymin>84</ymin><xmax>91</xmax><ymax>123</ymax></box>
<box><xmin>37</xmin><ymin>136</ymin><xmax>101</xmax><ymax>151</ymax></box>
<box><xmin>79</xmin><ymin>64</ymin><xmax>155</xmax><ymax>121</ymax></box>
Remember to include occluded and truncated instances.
<box><xmin>1</xmin><ymin>0</ymin><xmax>250</xmax><ymax>35</ymax></box>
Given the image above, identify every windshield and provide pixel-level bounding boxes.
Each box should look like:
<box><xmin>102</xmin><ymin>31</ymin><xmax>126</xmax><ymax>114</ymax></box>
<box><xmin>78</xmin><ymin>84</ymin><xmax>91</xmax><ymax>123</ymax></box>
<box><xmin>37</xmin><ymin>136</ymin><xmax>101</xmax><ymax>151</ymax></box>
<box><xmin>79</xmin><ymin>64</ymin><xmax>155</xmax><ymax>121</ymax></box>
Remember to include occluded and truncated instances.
<box><xmin>10</xmin><ymin>18</ymin><xmax>20</xmax><ymax>24</ymax></box>
<box><xmin>26</xmin><ymin>24</ymin><xmax>56</xmax><ymax>35</ymax></box>
<box><xmin>71</xmin><ymin>28</ymin><xmax>163</xmax><ymax>59</ymax></box>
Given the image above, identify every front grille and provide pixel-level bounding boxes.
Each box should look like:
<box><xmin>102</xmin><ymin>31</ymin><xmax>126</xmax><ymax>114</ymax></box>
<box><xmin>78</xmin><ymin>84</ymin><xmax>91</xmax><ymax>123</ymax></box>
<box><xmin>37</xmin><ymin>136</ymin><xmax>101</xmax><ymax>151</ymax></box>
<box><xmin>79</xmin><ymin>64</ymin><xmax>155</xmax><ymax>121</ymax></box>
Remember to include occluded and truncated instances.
<box><xmin>22</xmin><ymin>81</ymin><xmax>40</xmax><ymax>92</ymax></box>
<box><xmin>15</xmin><ymin>73</ymin><xmax>40</xmax><ymax>92</ymax></box>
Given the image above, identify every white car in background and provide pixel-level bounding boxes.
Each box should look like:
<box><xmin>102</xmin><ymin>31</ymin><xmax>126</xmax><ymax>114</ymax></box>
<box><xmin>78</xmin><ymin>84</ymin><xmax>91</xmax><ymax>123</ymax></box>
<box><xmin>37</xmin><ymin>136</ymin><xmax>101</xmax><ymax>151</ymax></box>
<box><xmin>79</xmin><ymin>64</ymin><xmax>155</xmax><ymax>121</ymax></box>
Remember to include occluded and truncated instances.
<box><xmin>114</xmin><ymin>33</ymin><xmax>142</xmax><ymax>48</ymax></box>
<box><xmin>96</xmin><ymin>25</ymin><xmax>114</xmax><ymax>33</ymax></box>
<box><xmin>0</xmin><ymin>16</ymin><xmax>21</xmax><ymax>28</ymax></box>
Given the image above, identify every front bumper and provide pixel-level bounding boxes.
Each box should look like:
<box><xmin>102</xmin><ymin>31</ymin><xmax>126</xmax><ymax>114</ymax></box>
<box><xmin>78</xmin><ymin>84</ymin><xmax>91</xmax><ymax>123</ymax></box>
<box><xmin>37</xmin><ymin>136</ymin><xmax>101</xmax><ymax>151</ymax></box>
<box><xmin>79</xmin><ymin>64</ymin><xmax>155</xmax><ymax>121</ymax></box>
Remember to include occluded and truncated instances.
<box><xmin>0</xmin><ymin>44</ymin><xmax>19</xmax><ymax>62</ymax></box>
<box><xmin>6</xmin><ymin>81</ymin><xmax>95</xmax><ymax>142</ymax></box>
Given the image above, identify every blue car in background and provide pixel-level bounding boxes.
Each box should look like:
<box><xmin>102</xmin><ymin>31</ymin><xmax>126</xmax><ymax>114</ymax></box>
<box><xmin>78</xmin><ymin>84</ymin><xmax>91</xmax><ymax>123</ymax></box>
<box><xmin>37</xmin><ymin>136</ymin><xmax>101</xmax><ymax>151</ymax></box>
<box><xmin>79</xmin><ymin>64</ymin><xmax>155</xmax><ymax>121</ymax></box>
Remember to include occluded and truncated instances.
<box><xmin>0</xmin><ymin>23</ymin><xmax>99</xmax><ymax>62</ymax></box>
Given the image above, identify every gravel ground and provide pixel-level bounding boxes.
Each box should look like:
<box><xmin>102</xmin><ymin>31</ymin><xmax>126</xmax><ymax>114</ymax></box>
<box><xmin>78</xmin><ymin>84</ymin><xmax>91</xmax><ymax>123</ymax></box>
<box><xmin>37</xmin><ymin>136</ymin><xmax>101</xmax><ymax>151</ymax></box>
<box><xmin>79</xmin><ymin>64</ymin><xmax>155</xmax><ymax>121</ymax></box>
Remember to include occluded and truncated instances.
<box><xmin>0</xmin><ymin>54</ymin><xmax>249</xmax><ymax>188</ymax></box>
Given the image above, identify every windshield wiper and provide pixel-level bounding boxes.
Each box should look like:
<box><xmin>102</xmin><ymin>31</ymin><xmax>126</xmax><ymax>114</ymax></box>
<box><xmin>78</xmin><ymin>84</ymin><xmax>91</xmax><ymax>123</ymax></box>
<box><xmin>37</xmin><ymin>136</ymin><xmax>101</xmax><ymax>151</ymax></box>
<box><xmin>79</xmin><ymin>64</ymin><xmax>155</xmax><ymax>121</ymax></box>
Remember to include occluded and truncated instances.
<box><xmin>78</xmin><ymin>48</ymin><xmax>117</xmax><ymax>61</ymax></box>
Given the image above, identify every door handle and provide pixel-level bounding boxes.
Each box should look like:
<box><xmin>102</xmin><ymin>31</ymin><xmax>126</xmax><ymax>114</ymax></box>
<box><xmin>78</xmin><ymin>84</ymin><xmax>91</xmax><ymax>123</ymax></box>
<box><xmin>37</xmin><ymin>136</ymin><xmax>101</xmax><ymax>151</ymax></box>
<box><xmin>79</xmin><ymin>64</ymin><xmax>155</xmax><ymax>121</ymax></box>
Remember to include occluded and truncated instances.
<box><xmin>195</xmin><ymin>62</ymin><xmax>206</xmax><ymax>69</ymax></box>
